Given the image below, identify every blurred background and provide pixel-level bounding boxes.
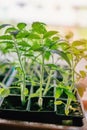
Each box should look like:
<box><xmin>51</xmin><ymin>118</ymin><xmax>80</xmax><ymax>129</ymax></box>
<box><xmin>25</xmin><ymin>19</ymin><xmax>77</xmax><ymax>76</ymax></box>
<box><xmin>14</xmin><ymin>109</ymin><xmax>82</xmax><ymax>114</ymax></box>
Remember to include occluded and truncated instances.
<box><xmin>0</xmin><ymin>0</ymin><xmax>87</xmax><ymax>111</ymax></box>
<box><xmin>0</xmin><ymin>0</ymin><xmax>87</xmax><ymax>39</ymax></box>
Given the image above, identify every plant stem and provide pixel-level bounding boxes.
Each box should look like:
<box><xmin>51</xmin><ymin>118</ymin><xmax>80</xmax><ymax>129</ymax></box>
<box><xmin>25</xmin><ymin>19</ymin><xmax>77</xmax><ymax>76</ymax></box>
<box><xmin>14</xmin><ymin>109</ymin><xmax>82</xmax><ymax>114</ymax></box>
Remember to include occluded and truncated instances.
<box><xmin>13</xmin><ymin>37</ymin><xmax>26</xmax><ymax>104</ymax></box>
<box><xmin>39</xmin><ymin>53</ymin><xmax>44</xmax><ymax>107</ymax></box>
<box><xmin>26</xmin><ymin>84</ymin><xmax>33</xmax><ymax>111</ymax></box>
<box><xmin>21</xmin><ymin>59</ymin><xmax>26</xmax><ymax>104</ymax></box>
<box><xmin>65</xmin><ymin>98</ymin><xmax>71</xmax><ymax>115</ymax></box>
<box><xmin>71</xmin><ymin>52</ymin><xmax>75</xmax><ymax>90</ymax></box>
<box><xmin>43</xmin><ymin>70</ymin><xmax>53</xmax><ymax>96</ymax></box>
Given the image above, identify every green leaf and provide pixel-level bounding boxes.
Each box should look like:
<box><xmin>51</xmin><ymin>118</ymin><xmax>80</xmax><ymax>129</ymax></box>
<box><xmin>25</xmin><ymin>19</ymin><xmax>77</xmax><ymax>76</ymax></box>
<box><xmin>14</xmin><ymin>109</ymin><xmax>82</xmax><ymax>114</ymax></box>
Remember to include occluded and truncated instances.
<box><xmin>0</xmin><ymin>40</ymin><xmax>14</xmax><ymax>44</ymax></box>
<box><xmin>44</xmin><ymin>31</ymin><xmax>58</xmax><ymax>38</ymax></box>
<box><xmin>0</xmin><ymin>35</ymin><xmax>12</xmax><ymax>40</ymax></box>
<box><xmin>5</xmin><ymin>27</ymin><xmax>18</xmax><ymax>34</ymax></box>
<box><xmin>24</xmin><ymin>53</ymin><xmax>34</xmax><ymax>57</ymax></box>
<box><xmin>0</xmin><ymin>88</ymin><xmax>10</xmax><ymax>98</ymax></box>
<box><xmin>18</xmin><ymin>41</ymin><xmax>30</xmax><ymax>47</ymax></box>
<box><xmin>46</xmin><ymin>64</ymin><xmax>58</xmax><ymax>69</ymax></box>
<box><xmin>57</xmin><ymin>41</ymin><xmax>70</xmax><ymax>50</ymax></box>
<box><xmin>0</xmin><ymin>24</ymin><xmax>11</xmax><ymax>29</ymax></box>
<box><xmin>64</xmin><ymin>90</ymin><xmax>76</xmax><ymax>101</ymax></box>
<box><xmin>55</xmin><ymin>87</ymin><xmax>63</xmax><ymax>98</ymax></box>
<box><xmin>28</xmin><ymin>33</ymin><xmax>40</xmax><ymax>39</ymax></box>
<box><xmin>4</xmin><ymin>44</ymin><xmax>14</xmax><ymax>50</ymax></box>
<box><xmin>32</xmin><ymin>22</ymin><xmax>47</xmax><ymax>34</ymax></box>
<box><xmin>71</xmin><ymin>47</ymin><xmax>81</xmax><ymax>55</ymax></box>
<box><xmin>17</xmin><ymin>23</ymin><xmax>27</xmax><ymax>30</ymax></box>
<box><xmin>24</xmin><ymin>88</ymin><xmax>29</xmax><ymax>96</ymax></box>
<box><xmin>52</xmin><ymin>36</ymin><xmax>59</xmax><ymax>41</ymax></box>
<box><xmin>44</xmin><ymin>39</ymin><xmax>53</xmax><ymax>47</ymax></box>
<box><xmin>19</xmin><ymin>47</ymin><xmax>27</xmax><ymax>52</ymax></box>
<box><xmin>44</xmin><ymin>51</ymin><xmax>51</xmax><ymax>60</ymax></box>
<box><xmin>72</xmin><ymin>40</ymin><xmax>87</xmax><ymax>47</ymax></box>
<box><xmin>54</xmin><ymin>100</ymin><xmax>63</xmax><ymax>105</ymax></box>
<box><xmin>65</xmin><ymin>32</ymin><xmax>73</xmax><ymax>39</ymax></box>
<box><xmin>16</xmin><ymin>31</ymin><xmax>29</xmax><ymax>38</ymax></box>
<box><xmin>30</xmin><ymin>43</ymin><xmax>41</xmax><ymax>51</ymax></box>
<box><xmin>50</xmin><ymin>43</ymin><xmax>58</xmax><ymax>50</ymax></box>
<box><xmin>52</xmin><ymin>50</ymin><xmax>71</xmax><ymax>66</ymax></box>
<box><xmin>72</xmin><ymin>41</ymin><xmax>82</xmax><ymax>46</ymax></box>
<box><xmin>44</xmin><ymin>39</ymin><xmax>58</xmax><ymax>49</ymax></box>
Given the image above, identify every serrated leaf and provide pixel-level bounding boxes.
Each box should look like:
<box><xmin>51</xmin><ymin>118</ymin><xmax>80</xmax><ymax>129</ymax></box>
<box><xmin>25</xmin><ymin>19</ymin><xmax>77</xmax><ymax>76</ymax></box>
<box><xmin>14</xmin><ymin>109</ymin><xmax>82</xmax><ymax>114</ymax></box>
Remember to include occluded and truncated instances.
<box><xmin>32</xmin><ymin>22</ymin><xmax>47</xmax><ymax>34</ymax></box>
<box><xmin>17</xmin><ymin>23</ymin><xmax>27</xmax><ymax>30</ymax></box>
<box><xmin>44</xmin><ymin>31</ymin><xmax>58</xmax><ymax>38</ymax></box>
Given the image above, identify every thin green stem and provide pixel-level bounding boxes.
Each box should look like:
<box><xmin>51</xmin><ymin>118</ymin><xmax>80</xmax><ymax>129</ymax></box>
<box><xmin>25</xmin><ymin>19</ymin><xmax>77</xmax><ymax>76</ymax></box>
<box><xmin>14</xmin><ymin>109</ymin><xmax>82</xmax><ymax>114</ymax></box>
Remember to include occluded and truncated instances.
<box><xmin>39</xmin><ymin>53</ymin><xmax>44</xmax><ymax>107</ymax></box>
<box><xmin>71</xmin><ymin>52</ymin><xmax>75</xmax><ymax>90</ymax></box>
<box><xmin>26</xmin><ymin>84</ymin><xmax>33</xmax><ymax>111</ymax></box>
<box><xmin>43</xmin><ymin>70</ymin><xmax>53</xmax><ymax>96</ymax></box>
<box><xmin>13</xmin><ymin>37</ymin><xmax>26</xmax><ymax>104</ymax></box>
<box><xmin>65</xmin><ymin>98</ymin><xmax>72</xmax><ymax>115</ymax></box>
<box><xmin>13</xmin><ymin>37</ymin><xmax>25</xmax><ymax>76</ymax></box>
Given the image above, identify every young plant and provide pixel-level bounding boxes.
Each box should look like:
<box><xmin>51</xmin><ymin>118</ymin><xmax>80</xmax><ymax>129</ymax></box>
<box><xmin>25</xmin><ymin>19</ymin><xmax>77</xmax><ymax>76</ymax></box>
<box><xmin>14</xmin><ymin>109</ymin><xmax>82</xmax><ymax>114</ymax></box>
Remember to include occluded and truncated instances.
<box><xmin>0</xmin><ymin>23</ymin><xmax>31</xmax><ymax>105</ymax></box>
<box><xmin>0</xmin><ymin>22</ymin><xmax>86</xmax><ymax>114</ymax></box>
<box><xmin>55</xmin><ymin>34</ymin><xmax>87</xmax><ymax>115</ymax></box>
<box><xmin>25</xmin><ymin>22</ymin><xmax>72</xmax><ymax>110</ymax></box>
